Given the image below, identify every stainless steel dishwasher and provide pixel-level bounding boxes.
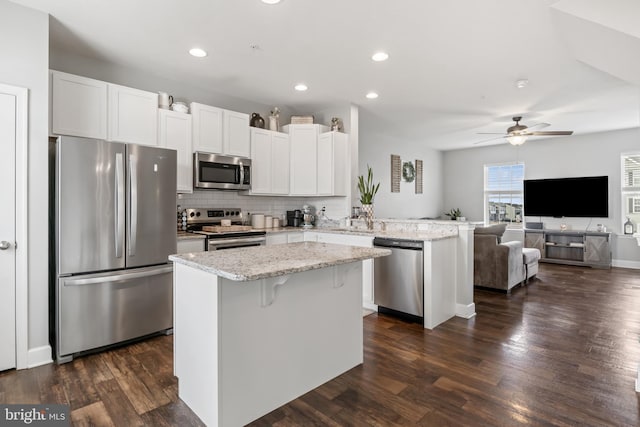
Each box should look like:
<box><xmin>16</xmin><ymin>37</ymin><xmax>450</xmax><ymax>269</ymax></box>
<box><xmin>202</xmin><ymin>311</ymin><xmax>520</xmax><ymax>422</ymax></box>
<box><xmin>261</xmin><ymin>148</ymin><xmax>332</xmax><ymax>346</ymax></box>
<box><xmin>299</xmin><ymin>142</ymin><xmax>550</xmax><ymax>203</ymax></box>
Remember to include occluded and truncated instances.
<box><xmin>373</xmin><ymin>237</ymin><xmax>424</xmax><ymax>320</ymax></box>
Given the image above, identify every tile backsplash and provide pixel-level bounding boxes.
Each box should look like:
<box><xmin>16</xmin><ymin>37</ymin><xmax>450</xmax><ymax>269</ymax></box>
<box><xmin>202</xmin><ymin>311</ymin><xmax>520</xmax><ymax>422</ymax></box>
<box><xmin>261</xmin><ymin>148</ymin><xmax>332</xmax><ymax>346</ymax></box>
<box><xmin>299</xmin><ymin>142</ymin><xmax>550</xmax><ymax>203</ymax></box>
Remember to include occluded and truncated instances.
<box><xmin>177</xmin><ymin>190</ymin><xmax>350</xmax><ymax>222</ymax></box>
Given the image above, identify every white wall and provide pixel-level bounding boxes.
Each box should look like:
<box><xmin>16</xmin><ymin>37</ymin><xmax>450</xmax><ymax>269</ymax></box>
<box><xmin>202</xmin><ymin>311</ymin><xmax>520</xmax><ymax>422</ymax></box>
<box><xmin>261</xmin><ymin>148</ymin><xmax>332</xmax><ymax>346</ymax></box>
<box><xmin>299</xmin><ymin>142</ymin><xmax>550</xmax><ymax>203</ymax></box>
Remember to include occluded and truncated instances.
<box><xmin>443</xmin><ymin>127</ymin><xmax>640</xmax><ymax>263</ymax></box>
<box><xmin>359</xmin><ymin>112</ymin><xmax>443</xmax><ymax>219</ymax></box>
<box><xmin>0</xmin><ymin>0</ymin><xmax>49</xmax><ymax>361</ymax></box>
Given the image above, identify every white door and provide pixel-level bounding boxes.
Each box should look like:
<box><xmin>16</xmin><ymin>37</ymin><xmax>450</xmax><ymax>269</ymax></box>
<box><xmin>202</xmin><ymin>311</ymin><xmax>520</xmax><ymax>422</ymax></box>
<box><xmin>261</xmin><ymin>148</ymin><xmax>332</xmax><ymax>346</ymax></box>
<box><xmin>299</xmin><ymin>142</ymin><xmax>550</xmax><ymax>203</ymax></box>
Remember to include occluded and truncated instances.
<box><xmin>0</xmin><ymin>87</ymin><xmax>17</xmax><ymax>371</ymax></box>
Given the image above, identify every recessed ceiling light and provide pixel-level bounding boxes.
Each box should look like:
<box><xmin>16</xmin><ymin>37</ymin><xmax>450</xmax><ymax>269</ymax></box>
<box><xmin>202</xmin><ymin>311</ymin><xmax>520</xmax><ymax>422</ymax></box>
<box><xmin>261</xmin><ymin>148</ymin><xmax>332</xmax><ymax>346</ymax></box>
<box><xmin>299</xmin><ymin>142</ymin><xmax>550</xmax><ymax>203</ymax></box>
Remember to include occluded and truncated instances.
<box><xmin>261</xmin><ymin>0</ymin><xmax>281</xmax><ymax>4</ymax></box>
<box><xmin>515</xmin><ymin>79</ymin><xmax>529</xmax><ymax>89</ymax></box>
<box><xmin>366</xmin><ymin>92</ymin><xmax>379</xmax><ymax>99</ymax></box>
<box><xmin>294</xmin><ymin>83</ymin><xmax>308</xmax><ymax>91</ymax></box>
<box><xmin>371</xmin><ymin>52</ymin><xmax>389</xmax><ymax>62</ymax></box>
<box><xmin>189</xmin><ymin>48</ymin><xmax>207</xmax><ymax>58</ymax></box>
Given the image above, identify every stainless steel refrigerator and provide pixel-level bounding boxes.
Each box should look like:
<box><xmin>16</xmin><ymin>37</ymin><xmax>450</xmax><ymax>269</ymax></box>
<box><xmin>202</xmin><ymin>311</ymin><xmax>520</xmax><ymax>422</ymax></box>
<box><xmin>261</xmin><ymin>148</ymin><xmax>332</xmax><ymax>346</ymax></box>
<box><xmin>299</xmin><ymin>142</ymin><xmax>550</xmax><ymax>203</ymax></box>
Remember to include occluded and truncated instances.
<box><xmin>51</xmin><ymin>136</ymin><xmax>177</xmax><ymax>363</ymax></box>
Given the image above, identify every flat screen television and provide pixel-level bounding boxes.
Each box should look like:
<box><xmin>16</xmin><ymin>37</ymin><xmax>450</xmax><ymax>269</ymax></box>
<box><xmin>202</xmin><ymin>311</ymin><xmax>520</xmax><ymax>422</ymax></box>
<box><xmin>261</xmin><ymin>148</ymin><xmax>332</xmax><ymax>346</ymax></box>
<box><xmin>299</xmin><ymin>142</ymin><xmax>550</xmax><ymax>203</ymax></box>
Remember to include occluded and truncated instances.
<box><xmin>523</xmin><ymin>176</ymin><xmax>609</xmax><ymax>218</ymax></box>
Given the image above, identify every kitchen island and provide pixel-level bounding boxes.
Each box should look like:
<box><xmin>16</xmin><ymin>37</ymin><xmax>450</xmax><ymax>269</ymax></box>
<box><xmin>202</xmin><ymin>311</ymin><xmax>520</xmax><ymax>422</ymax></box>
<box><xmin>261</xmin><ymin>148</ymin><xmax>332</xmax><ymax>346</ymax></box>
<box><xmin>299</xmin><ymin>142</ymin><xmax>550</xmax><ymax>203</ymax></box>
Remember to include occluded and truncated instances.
<box><xmin>169</xmin><ymin>242</ymin><xmax>390</xmax><ymax>427</ymax></box>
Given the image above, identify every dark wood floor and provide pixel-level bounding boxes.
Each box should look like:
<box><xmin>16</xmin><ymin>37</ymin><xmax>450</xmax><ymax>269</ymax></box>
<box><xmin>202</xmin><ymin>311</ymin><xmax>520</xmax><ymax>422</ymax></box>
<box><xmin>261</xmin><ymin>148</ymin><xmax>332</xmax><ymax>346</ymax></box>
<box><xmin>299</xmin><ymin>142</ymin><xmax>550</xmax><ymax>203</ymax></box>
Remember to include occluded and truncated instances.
<box><xmin>2</xmin><ymin>263</ymin><xmax>640</xmax><ymax>426</ymax></box>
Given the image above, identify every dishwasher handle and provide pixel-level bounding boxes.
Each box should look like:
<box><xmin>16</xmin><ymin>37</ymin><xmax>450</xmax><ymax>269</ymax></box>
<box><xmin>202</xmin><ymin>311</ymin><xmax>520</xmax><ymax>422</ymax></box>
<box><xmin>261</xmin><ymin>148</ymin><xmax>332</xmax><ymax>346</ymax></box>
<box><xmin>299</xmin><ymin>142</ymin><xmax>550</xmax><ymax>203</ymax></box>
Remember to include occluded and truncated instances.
<box><xmin>373</xmin><ymin>237</ymin><xmax>423</xmax><ymax>250</ymax></box>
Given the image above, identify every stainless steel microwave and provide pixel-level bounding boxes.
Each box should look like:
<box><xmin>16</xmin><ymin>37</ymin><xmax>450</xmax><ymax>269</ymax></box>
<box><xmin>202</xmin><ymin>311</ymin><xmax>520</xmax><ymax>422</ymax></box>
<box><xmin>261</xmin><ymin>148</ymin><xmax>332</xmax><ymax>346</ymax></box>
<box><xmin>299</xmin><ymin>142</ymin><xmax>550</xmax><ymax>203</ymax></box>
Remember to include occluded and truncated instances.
<box><xmin>194</xmin><ymin>152</ymin><xmax>251</xmax><ymax>190</ymax></box>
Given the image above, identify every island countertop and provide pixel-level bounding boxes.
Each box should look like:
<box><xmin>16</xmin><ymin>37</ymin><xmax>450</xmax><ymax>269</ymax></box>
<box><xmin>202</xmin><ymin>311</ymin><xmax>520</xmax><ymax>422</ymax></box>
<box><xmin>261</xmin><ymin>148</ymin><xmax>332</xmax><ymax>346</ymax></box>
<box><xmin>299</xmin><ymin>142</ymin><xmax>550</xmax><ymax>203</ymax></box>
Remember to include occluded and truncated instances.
<box><xmin>169</xmin><ymin>241</ymin><xmax>391</xmax><ymax>281</ymax></box>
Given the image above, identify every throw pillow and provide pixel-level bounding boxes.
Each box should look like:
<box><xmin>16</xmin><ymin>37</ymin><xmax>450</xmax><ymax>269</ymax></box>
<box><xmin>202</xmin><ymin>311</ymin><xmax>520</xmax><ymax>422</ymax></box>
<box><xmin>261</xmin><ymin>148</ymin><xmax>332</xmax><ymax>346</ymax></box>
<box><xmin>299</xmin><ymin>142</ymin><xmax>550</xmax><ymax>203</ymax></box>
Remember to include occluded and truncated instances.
<box><xmin>474</xmin><ymin>223</ymin><xmax>507</xmax><ymax>243</ymax></box>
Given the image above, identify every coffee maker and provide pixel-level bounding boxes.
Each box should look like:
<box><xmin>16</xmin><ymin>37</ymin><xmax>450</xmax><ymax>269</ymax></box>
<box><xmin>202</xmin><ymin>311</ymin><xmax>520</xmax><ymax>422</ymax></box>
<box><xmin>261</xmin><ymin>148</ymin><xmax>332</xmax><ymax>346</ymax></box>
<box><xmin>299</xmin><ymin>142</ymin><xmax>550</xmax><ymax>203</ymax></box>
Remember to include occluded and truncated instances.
<box><xmin>287</xmin><ymin>210</ymin><xmax>303</xmax><ymax>227</ymax></box>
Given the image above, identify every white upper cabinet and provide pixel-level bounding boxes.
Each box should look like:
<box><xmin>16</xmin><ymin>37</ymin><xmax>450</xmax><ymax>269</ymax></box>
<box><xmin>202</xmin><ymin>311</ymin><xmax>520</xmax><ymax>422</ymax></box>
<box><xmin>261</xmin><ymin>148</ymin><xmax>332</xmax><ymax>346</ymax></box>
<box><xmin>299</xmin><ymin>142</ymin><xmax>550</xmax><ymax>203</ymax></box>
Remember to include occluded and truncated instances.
<box><xmin>51</xmin><ymin>71</ymin><xmax>158</xmax><ymax>146</ymax></box>
<box><xmin>191</xmin><ymin>103</ymin><xmax>250</xmax><ymax>158</ymax></box>
<box><xmin>249</xmin><ymin>128</ymin><xmax>290</xmax><ymax>195</ymax></box>
<box><xmin>223</xmin><ymin>110</ymin><xmax>250</xmax><ymax>158</ymax></box>
<box><xmin>250</xmin><ymin>129</ymin><xmax>272</xmax><ymax>194</ymax></box>
<box><xmin>191</xmin><ymin>102</ymin><xmax>223</xmax><ymax>154</ymax></box>
<box><xmin>318</xmin><ymin>131</ymin><xmax>348</xmax><ymax>196</ymax></box>
<box><xmin>108</xmin><ymin>84</ymin><xmax>158</xmax><ymax>146</ymax></box>
<box><xmin>158</xmin><ymin>109</ymin><xmax>193</xmax><ymax>193</ymax></box>
<box><xmin>51</xmin><ymin>71</ymin><xmax>108</xmax><ymax>139</ymax></box>
<box><xmin>284</xmin><ymin>124</ymin><xmax>329</xmax><ymax>196</ymax></box>
<box><xmin>271</xmin><ymin>132</ymin><xmax>290</xmax><ymax>194</ymax></box>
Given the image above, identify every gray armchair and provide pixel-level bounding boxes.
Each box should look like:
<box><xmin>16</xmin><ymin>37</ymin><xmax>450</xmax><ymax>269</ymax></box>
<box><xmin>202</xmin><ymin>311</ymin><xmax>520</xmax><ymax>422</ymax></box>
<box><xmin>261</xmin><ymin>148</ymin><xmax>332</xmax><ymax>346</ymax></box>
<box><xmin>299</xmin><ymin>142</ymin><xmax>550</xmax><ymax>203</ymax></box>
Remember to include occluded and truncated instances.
<box><xmin>474</xmin><ymin>233</ymin><xmax>526</xmax><ymax>293</ymax></box>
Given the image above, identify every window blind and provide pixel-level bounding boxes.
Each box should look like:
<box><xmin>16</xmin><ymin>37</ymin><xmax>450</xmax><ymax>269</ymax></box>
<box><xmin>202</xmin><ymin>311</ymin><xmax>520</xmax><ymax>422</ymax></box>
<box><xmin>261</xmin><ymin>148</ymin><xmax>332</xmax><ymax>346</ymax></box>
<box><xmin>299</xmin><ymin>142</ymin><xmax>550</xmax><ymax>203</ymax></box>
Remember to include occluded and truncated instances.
<box><xmin>622</xmin><ymin>154</ymin><xmax>640</xmax><ymax>189</ymax></box>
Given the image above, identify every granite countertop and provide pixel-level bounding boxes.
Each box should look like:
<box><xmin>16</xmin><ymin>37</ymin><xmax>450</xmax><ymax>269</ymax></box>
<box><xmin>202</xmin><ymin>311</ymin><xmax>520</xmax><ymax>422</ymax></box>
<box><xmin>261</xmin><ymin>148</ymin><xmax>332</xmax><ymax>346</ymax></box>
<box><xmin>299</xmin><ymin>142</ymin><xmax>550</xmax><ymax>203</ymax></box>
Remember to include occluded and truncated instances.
<box><xmin>312</xmin><ymin>227</ymin><xmax>458</xmax><ymax>241</ymax></box>
<box><xmin>169</xmin><ymin>242</ymin><xmax>391</xmax><ymax>281</ymax></box>
<box><xmin>177</xmin><ymin>231</ymin><xmax>206</xmax><ymax>241</ymax></box>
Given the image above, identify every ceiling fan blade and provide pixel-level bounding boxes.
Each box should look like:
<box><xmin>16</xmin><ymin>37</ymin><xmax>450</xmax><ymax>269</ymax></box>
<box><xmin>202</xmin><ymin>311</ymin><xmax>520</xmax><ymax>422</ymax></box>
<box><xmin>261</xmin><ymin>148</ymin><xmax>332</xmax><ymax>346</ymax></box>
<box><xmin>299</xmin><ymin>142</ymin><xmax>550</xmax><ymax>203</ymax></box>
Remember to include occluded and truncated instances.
<box><xmin>473</xmin><ymin>135</ymin><xmax>505</xmax><ymax>145</ymax></box>
<box><xmin>525</xmin><ymin>122</ymin><xmax>550</xmax><ymax>131</ymax></box>
<box><xmin>526</xmin><ymin>131</ymin><xmax>574</xmax><ymax>136</ymax></box>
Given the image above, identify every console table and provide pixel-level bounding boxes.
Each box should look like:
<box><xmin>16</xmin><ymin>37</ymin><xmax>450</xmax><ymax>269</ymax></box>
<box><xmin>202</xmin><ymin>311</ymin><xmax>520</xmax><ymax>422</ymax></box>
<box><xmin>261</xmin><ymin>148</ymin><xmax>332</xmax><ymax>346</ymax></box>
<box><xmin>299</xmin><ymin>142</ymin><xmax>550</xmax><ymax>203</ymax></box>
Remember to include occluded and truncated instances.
<box><xmin>524</xmin><ymin>229</ymin><xmax>611</xmax><ymax>268</ymax></box>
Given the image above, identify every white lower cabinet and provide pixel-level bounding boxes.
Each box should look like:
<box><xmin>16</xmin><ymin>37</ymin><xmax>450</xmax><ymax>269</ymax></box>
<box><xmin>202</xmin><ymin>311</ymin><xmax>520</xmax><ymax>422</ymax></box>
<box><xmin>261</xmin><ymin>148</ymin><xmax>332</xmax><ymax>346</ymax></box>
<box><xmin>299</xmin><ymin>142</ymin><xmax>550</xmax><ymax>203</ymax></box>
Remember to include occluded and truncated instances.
<box><xmin>287</xmin><ymin>232</ymin><xmax>304</xmax><ymax>243</ymax></box>
<box><xmin>266</xmin><ymin>233</ymin><xmax>288</xmax><ymax>246</ymax></box>
<box><xmin>266</xmin><ymin>232</ymin><xmax>305</xmax><ymax>245</ymax></box>
<box><xmin>177</xmin><ymin>238</ymin><xmax>205</xmax><ymax>253</ymax></box>
<box><xmin>158</xmin><ymin>109</ymin><xmax>193</xmax><ymax>193</ymax></box>
<box><xmin>306</xmin><ymin>232</ymin><xmax>374</xmax><ymax>308</ymax></box>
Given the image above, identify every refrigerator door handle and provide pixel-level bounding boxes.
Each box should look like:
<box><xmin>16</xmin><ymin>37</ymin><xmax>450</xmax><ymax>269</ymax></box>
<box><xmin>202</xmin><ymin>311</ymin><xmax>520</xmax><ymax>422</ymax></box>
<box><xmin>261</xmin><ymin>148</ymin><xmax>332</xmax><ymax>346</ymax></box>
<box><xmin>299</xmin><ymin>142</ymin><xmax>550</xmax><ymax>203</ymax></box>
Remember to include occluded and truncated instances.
<box><xmin>115</xmin><ymin>152</ymin><xmax>125</xmax><ymax>258</ymax></box>
<box><xmin>129</xmin><ymin>153</ymin><xmax>138</xmax><ymax>256</ymax></box>
<box><xmin>62</xmin><ymin>265</ymin><xmax>174</xmax><ymax>286</ymax></box>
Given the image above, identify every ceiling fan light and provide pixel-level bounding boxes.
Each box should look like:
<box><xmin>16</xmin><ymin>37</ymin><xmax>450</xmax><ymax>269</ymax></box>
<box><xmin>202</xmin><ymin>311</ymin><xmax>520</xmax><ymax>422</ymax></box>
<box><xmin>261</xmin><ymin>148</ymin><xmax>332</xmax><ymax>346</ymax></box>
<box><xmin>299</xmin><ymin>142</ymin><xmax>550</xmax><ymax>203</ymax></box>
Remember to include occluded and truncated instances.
<box><xmin>507</xmin><ymin>135</ymin><xmax>527</xmax><ymax>145</ymax></box>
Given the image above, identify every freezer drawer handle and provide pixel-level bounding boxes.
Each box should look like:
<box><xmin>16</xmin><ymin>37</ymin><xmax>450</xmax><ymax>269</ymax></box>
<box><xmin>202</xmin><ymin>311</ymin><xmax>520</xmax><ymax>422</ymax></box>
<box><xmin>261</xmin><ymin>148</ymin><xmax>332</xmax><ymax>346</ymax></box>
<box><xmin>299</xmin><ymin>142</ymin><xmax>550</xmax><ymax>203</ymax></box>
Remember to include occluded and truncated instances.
<box><xmin>63</xmin><ymin>266</ymin><xmax>173</xmax><ymax>286</ymax></box>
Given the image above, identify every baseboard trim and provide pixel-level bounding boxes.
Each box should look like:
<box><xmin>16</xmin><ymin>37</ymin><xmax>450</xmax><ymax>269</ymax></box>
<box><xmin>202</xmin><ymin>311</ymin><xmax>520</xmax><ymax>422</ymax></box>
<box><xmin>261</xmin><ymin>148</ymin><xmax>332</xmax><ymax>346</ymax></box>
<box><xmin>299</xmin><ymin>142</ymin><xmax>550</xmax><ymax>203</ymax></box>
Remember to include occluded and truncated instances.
<box><xmin>363</xmin><ymin>302</ymin><xmax>378</xmax><ymax>312</ymax></box>
<box><xmin>612</xmin><ymin>259</ymin><xmax>640</xmax><ymax>269</ymax></box>
<box><xmin>456</xmin><ymin>303</ymin><xmax>476</xmax><ymax>319</ymax></box>
<box><xmin>27</xmin><ymin>345</ymin><xmax>53</xmax><ymax>368</ymax></box>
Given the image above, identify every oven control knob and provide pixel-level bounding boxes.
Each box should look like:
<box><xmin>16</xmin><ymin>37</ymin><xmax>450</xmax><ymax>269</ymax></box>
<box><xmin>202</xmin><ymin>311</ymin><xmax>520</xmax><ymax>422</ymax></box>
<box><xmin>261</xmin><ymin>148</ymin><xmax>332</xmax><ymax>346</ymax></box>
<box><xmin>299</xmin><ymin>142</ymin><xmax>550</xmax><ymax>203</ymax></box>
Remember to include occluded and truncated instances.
<box><xmin>225</xmin><ymin>212</ymin><xmax>230</xmax><ymax>216</ymax></box>
<box><xmin>189</xmin><ymin>212</ymin><xmax>195</xmax><ymax>217</ymax></box>
<box><xmin>234</xmin><ymin>211</ymin><xmax>239</xmax><ymax>216</ymax></box>
<box><xmin>196</xmin><ymin>212</ymin><xmax>201</xmax><ymax>217</ymax></box>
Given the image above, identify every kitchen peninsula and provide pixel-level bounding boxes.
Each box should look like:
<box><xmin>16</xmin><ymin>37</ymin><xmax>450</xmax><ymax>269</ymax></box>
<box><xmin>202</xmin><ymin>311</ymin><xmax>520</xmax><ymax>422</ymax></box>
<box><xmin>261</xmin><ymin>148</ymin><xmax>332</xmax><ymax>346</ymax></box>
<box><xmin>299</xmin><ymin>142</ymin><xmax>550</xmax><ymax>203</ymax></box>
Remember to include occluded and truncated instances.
<box><xmin>169</xmin><ymin>242</ymin><xmax>391</xmax><ymax>427</ymax></box>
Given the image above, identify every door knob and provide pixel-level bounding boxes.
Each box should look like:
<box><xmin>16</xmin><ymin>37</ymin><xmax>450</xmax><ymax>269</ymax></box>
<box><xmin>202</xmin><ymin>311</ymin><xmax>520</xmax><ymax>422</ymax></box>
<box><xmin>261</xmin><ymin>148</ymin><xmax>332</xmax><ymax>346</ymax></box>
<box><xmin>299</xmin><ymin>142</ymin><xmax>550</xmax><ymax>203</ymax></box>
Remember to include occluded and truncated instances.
<box><xmin>0</xmin><ymin>241</ymin><xmax>11</xmax><ymax>250</ymax></box>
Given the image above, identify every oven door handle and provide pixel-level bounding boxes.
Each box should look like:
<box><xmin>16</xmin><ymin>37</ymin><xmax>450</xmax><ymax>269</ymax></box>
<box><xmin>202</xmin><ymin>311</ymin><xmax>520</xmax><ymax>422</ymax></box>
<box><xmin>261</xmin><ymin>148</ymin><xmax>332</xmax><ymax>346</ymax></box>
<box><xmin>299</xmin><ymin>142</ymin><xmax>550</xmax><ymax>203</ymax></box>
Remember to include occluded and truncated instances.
<box><xmin>208</xmin><ymin>236</ymin><xmax>265</xmax><ymax>248</ymax></box>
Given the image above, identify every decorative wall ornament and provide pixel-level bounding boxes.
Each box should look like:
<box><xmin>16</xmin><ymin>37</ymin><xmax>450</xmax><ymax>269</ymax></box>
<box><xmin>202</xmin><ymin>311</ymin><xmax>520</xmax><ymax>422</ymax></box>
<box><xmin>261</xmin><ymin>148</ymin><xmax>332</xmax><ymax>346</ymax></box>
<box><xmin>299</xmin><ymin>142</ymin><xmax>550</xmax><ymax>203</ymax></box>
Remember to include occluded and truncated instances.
<box><xmin>402</xmin><ymin>161</ymin><xmax>415</xmax><ymax>182</ymax></box>
<box><xmin>391</xmin><ymin>155</ymin><xmax>401</xmax><ymax>193</ymax></box>
<box><xmin>415</xmin><ymin>159</ymin><xmax>423</xmax><ymax>194</ymax></box>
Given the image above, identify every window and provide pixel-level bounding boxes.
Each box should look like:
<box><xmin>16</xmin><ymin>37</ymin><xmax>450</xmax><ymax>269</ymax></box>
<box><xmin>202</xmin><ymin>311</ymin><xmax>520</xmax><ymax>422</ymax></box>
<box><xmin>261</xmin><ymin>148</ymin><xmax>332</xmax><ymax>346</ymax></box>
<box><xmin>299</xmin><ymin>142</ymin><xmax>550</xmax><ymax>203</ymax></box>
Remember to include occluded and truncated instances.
<box><xmin>484</xmin><ymin>163</ymin><xmax>524</xmax><ymax>225</ymax></box>
<box><xmin>622</xmin><ymin>153</ymin><xmax>640</xmax><ymax>226</ymax></box>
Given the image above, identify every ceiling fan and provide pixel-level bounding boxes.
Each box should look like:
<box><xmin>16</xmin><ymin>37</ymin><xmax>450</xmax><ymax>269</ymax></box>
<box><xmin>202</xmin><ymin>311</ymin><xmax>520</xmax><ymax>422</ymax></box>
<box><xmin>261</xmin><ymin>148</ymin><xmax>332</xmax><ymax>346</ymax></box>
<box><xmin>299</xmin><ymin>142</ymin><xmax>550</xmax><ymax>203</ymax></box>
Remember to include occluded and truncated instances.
<box><xmin>475</xmin><ymin>116</ymin><xmax>573</xmax><ymax>146</ymax></box>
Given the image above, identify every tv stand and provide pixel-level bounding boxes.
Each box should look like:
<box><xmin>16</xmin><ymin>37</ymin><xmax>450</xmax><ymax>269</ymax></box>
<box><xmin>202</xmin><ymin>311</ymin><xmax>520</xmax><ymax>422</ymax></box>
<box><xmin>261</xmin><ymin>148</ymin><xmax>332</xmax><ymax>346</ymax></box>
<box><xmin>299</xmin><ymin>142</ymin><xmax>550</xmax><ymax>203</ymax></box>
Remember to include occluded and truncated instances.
<box><xmin>524</xmin><ymin>229</ymin><xmax>611</xmax><ymax>268</ymax></box>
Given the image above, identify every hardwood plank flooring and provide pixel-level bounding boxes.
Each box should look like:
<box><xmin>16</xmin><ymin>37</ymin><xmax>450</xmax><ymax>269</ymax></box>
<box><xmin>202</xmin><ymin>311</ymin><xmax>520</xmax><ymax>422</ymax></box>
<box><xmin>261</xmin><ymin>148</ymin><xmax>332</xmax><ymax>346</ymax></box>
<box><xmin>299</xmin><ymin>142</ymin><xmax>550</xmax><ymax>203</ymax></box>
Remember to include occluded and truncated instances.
<box><xmin>1</xmin><ymin>263</ymin><xmax>640</xmax><ymax>426</ymax></box>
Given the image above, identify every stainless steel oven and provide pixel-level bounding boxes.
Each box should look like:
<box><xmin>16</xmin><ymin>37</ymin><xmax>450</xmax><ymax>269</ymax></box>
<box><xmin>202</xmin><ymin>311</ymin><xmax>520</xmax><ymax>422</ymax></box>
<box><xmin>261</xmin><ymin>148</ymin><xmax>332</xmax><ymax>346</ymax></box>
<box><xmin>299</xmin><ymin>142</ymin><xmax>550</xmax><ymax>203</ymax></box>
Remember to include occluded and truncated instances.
<box><xmin>194</xmin><ymin>152</ymin><xmax>251</xmax><ymax>190</ymax></box>
<box><xmin>183</xmin><ymin>207</ymin><xmax>266</xmax><ymax>251</ymax></box>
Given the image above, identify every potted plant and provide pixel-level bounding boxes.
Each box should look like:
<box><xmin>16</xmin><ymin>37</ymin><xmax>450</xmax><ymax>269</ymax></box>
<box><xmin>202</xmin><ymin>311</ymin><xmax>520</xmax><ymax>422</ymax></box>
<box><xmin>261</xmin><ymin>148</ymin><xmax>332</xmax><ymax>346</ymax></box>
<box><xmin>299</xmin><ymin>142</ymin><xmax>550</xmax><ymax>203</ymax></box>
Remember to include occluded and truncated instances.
<box><xmin>357</xmin><ymin>165</ymin><xmax>380</xmax><ymax>228</ymax></box>
<box><xmin>445</xmin><ymin>208</ymin><xmax>462</xmax><ymax>220</ymax></box>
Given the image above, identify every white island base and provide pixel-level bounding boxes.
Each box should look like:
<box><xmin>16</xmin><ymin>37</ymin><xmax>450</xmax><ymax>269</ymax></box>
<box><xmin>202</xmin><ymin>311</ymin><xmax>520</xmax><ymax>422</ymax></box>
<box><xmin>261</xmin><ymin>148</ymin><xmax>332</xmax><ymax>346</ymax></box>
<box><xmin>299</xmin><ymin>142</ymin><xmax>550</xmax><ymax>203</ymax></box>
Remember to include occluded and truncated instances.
<box><xmin>173</xmin><ymin>261</ymin><xmax>364</xmax><ymax>426</ymax></box>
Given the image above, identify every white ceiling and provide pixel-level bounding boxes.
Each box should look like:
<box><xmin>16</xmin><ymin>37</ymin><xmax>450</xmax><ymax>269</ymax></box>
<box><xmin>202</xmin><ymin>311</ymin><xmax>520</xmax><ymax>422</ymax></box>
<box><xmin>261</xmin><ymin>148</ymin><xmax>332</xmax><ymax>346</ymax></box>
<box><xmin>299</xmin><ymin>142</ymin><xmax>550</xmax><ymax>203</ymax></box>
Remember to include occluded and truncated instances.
<box><xmin>10</xmin><ymin>0</ymin><xmax>640</xmax><ymax>150</ymax></box>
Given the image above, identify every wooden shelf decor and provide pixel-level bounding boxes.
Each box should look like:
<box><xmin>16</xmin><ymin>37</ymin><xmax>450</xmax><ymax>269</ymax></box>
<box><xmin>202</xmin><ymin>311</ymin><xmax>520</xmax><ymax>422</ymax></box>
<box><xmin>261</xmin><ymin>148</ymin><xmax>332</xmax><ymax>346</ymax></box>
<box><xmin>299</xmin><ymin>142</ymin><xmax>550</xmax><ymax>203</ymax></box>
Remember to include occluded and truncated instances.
<box><xmin>415</xmin><ymin>159</ymin><xmax>423</xmax><ymax>194</ymax></box>
<box><xmin>391</xmin><ymin>154</ymin><xmax>401</xmax><ymax>193</ymax></box>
